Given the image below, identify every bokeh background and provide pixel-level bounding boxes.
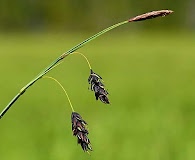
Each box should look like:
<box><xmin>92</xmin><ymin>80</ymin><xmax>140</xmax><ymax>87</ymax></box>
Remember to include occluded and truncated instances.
<box><xmin>1</xmin><ymin>1</ymin><xmax>195</xmax><ymax>160</ymax></box>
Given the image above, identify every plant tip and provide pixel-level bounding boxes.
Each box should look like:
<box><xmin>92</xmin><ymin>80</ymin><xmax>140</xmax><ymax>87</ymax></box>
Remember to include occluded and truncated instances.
<box><xmin>128</xmin><ymin>9</ymin><xmax>174</xmax><ymax>22</ymax></box>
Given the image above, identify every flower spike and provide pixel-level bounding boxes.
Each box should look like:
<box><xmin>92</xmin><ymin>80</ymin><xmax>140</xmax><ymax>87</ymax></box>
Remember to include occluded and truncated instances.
<box><xmin>71</xmin><ymin>112</ymin><xmax>92</xmax><ymax>152</ymax></box>
<box><xmin>128</xmin><ymin>10</ymin><xmax>173</xmax><ymax>22</ymax></box>
<box><xmin>88</xmin><ymin>69</ymin><xmax>110</xmax><ymax>104</ymax></box>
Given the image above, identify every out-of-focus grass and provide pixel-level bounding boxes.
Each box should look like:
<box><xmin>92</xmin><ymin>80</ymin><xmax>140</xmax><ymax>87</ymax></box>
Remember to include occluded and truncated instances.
<box><xmin>0</xmin><ymin>31</ymin><xmax>195</xmax><ymax>160</ymax></box>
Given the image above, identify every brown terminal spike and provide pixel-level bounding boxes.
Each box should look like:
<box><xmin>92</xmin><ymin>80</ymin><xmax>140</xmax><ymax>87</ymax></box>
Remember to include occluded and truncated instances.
<box><xmin>128</xmin><ymin>10</ymin><xmax>174</xmax><ymax>22</ymax></box>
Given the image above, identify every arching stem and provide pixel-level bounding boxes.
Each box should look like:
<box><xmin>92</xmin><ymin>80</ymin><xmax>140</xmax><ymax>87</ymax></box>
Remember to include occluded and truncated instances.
<box><xmin>43</xmin><ymin>76</ymin><xmax>75</xmax><ymax>112</ymax></box>
<box><xmin>0</xmin><ymin>10</ymin><xmax>173</xmax><ymax>119</ymax></box>
<box><xmin>72</xmin><ymin>52</ymin><xmax>92</xmax><ymax>69</ymax></box>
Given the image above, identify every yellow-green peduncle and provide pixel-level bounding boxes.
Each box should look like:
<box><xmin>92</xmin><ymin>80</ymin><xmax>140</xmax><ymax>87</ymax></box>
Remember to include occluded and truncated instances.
<box><xmin>43</xmin><ymin>76</ymin><xmax>75</xmax><ymax>112</ymax></box>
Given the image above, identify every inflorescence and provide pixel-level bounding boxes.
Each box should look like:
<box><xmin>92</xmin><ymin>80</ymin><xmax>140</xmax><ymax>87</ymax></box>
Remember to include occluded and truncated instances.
<box><xmin>71</xmin><ymin>112</ymin><xmax>92</xmax><ymax>152</ymax></box>
<box><xmin>88</xmin><ymin>69</ymin><xmax>109</xmax><ymax>104</ymax></box>
<box><xmin>0</xmin><ymin>9</ymin><xmax>173</xmax><ymax>154</ymax></box>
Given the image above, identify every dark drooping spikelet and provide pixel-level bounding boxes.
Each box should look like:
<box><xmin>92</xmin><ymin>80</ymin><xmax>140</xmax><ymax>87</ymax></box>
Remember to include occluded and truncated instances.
<box><xmin>88</xmin><ymin>69</ymin><xmax>110</xmax><ymax>104</ymax></box>
<box><xmin>71</xmin><ymin>112</ymin><xmax>92</xmax><ymax>152</ymax></box>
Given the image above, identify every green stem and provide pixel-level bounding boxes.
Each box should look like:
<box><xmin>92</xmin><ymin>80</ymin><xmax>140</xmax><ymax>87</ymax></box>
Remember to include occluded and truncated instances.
<box><xmin>39</xmin><ymin>21</ymin><xmax>128</xmax><ymax>75</ymax></box>
<box><xmin>0</xmin><ymin>9</ymin><xmax>174</xmax><ymax>119</ymax></box>
<box><xmin>0</xmin><ymin>20</ymin><xmax>128</xmax><ymax>119</ymax></box>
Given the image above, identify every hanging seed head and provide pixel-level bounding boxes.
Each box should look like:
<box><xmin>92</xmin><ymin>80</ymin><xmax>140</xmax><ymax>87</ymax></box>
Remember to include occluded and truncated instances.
<box><xmin>71</xmin><ymin>112</ymin><xmax>92</xmax><ymax>152</ymax></box>
<box><xmin>88</xmin><ymin>69</ymin><xmax>110</xmax><ymax>104</ymax></box>
<box><xmin>128</xmin><ymin>10</ymin><xmax>174</xmax><ymax>22</ymax></box>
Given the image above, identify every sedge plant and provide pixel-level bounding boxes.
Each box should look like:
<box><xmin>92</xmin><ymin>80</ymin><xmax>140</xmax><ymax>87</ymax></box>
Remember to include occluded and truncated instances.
<box><xmin>0</xmin><ymin>10</ymin><xmax>173</xmax><ymax>152</ymax></box>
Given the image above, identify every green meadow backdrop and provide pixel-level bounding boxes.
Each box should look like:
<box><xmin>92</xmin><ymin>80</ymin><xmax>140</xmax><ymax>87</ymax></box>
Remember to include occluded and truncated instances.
<box><xmin>1</xmin><ymin>1</ymin><xmax>195</xmax><ymax>160</ymax></box>
<box><xmin>1</xmin><ymin>31</ymin><xmax>195</xmax><ymax>160</ymax></box>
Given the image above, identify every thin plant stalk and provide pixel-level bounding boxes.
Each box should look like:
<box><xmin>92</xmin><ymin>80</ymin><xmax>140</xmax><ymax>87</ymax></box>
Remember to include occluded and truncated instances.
<box><xmin>43</xmin><ymin>76</ymin><xmax>75</xmax><ymax>112</ymax></box>
<box><xmin>0</xmin><ymin>9</ymin><xmax>173</xmax><ymax>119</ymax></box>
<box><xmin>73</xmin><ymin>52</ymin><xmax>92</xmax><ymax>69</ymax></box>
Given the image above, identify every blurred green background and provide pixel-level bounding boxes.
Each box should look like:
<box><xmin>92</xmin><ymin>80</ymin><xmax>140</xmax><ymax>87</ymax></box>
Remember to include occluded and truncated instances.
<box><xmin>1</xmin><ymin>1</ymin><xmax>195</xmax><ymax>160</ymax></box>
